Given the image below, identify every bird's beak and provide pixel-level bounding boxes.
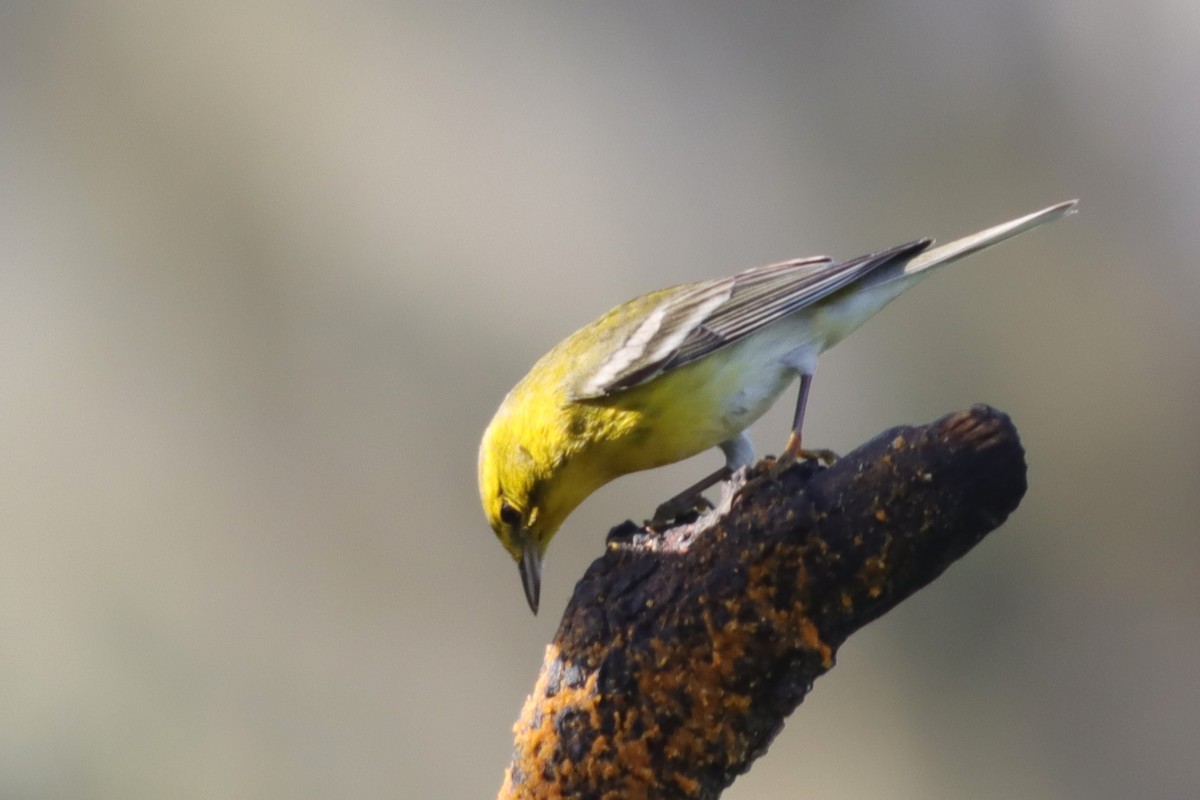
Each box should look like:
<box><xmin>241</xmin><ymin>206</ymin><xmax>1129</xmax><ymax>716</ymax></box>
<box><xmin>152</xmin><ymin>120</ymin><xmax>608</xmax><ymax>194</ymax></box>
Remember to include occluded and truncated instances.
<box><xmin>517</xmin><ymin>534</ymin><xmax>542</xmax><ymax>615</ymax></box>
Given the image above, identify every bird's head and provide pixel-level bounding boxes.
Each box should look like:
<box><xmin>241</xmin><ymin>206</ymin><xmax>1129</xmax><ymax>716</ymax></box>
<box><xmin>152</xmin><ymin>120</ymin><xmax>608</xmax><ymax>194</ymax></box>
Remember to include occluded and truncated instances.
<box><xmin>478</xmin><ymin>401</ymin><xmax>598</xmax><ymax>615</ymax></box>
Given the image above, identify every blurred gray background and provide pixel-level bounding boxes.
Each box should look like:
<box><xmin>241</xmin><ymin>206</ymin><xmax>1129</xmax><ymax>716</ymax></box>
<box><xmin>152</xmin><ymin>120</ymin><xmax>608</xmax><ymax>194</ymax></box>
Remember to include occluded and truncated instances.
<box><xmin>2</xmin><ymin>2</ymin><xmax>1197</xmax><ymax>798</ymax></box>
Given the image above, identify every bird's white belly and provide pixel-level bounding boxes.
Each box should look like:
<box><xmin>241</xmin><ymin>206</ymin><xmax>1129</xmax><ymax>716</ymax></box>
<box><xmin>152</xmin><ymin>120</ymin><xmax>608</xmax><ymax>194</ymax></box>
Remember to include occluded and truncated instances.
<box><xmin>706</xmin><ymin>317</ymin><xmax>821</xmax><ymax>433</ymax></box>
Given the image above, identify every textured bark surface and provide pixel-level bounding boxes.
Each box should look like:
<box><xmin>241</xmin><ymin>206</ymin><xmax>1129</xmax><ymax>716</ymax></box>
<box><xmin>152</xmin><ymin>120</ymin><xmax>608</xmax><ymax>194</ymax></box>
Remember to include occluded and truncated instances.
<box><xmin>499</xmin><ymin>405</ymin><xmax>1028</xmax><ymax>800</ymax></box>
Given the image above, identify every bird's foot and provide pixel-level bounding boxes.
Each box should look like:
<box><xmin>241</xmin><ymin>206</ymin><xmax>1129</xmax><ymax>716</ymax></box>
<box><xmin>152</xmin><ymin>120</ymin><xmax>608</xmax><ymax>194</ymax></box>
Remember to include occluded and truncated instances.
<box><xmin>800</xmin><ymin>447</ymin><xmax>839</xmax><ymax>465</ymax></box>
<box><xmin>648</xmin><ymin>464</ymin><xmax>733</xmax><ymax>528</ymax></box>
<box><xmin>780</xmin><ymin>431</ymin><xmax>838</xmax><ymax>466</ymax></box>
<box><xmin>768</xmin><ymin>446</ymin><xmax>838</xmax><ymax>480</ymax></box>
<box><xmin>650</xmin><ymin>492</ymin><xmax>714</xmax><ymax>528</ymax></box>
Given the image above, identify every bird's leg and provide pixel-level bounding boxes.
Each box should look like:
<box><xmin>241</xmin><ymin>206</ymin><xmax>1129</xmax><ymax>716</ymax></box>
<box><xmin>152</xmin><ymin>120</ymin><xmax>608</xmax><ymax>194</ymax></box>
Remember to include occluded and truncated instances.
<box><xmin>782</xmin><ymin>372</ymin><xmax>813</xmax><ymax>459</ymax></box>
<box><xmin>651</xmin><ymin>433</ymin><xmax>753</xmax><ymax>526</ymax></box>
<box><xmin>777</xmin><ymin>373</ymin><xmax>837</xmax><ymax>468</ymax></box>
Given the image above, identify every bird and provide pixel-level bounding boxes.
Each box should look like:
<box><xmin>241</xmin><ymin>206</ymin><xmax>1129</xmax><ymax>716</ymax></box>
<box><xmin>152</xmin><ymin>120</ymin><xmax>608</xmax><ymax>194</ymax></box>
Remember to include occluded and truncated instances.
<box><xmin>479</xmin><ymin>200</ymin><xmax>1076</xmax><ymax>613</ymax></box>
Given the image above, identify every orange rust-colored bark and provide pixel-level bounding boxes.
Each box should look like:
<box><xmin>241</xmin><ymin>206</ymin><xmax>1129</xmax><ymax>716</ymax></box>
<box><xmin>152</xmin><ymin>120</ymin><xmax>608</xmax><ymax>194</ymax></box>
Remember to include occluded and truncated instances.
<box><xmin>499</xmin><ymin>405</ymin><xmax>1027</xmax><ymax>800</ymax></box>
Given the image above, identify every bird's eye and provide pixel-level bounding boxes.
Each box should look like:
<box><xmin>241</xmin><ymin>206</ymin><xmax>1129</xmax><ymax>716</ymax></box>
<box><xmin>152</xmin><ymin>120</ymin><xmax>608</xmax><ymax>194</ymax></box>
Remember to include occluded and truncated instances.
<box><xmin>499</xmin><ymin>501</ymin><xmax>521</xmax><ymax>527</ymax></box>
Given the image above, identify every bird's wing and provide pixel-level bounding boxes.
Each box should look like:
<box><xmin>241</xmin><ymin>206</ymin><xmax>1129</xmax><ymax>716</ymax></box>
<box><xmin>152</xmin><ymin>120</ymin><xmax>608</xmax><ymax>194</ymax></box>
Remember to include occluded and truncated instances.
<box><xmin>579</xmin><ymin>240</ymin><xmax>930</xmax><ymax>397</ymax></box>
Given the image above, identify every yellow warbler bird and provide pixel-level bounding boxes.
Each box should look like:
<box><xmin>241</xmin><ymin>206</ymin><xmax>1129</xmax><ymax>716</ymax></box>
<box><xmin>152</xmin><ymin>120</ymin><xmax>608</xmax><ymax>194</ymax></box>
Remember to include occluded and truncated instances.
<box><xmin>480</xmin><ymin>200</ymin><xmax>1076</xmax><ymax>613</ymax></box>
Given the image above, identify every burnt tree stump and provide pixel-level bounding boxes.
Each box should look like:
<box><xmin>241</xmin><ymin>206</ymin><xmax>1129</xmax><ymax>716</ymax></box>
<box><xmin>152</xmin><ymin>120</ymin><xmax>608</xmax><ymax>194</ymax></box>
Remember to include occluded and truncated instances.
<box><xmin>499</xmin><ymin>405</ymin><xmax>1027</xmax><ymax>800</ymax></box>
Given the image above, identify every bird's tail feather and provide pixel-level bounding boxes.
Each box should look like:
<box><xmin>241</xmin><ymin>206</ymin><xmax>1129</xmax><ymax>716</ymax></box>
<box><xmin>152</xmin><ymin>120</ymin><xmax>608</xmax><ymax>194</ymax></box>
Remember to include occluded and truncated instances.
<box><xmin>901</xmin><ymin>200</ymin><xmax>1078</xmax><ymax>278</ymax></box>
